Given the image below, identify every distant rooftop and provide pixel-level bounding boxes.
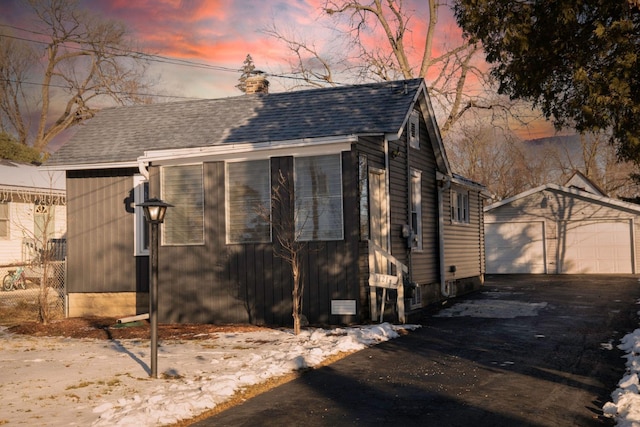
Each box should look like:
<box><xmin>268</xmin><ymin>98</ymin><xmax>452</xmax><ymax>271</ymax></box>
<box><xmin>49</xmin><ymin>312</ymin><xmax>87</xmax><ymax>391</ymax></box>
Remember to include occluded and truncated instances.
<box><xmin>0</xmin><ymin>159</ymin><xmax>65</xmax><ymax>191</ymax></box>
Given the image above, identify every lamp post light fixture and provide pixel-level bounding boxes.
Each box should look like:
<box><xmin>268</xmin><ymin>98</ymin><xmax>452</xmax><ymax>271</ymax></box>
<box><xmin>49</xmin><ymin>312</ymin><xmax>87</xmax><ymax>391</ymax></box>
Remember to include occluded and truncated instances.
<box><xmin>137</xmin><ymin>198</ymin><xmax>172</xmax><ymax>378</ymax></box>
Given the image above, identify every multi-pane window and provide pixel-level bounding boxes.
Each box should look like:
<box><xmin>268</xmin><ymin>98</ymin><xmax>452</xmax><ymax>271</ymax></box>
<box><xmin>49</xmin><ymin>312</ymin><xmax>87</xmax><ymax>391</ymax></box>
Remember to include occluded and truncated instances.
<box><xmin>34</xmin><ymin>204</ymin><xmax>54</xmax><ymax>242</ymax></box>
<box><xmin>294</xmin><ymin>154</ymin><xmax>344</xmax><ymax>241</ymax></box>
<box><xmin>410</xmin><ymin>169</ymin><xmax>422</xmax><ymax>250</ymax></box>
<box><xmin>226</xmin><ymin>160</ymin><xmax>271</xmax><ymax>243</ymax></box>
<box><xmin>451</xmin><ymin>190</ymin><xmax>469</xmax><ymax>224</ymax></box>
<box><xmin>0</xmin><ymin>202</ymin><xmax>8</xmax><ymax>238</ymax></box>
<box><xmin>162</xmin><ymin>164</ymin><xmax>204</xmax><ymax>245</ymax></box>
<box><xmin>408</xmin><ymin>110</ymin><xmax>420</xmax><ymax>149</ymax></box>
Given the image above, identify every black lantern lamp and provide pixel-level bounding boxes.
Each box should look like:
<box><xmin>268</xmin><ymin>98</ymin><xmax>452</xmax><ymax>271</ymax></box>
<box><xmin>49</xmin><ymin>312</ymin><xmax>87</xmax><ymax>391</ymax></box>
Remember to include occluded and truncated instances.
<box><xmin>137</xmin><ymin>198</ymin><xmax>172</xmax><ymax>378</ymax></box>
<box><xmin>139</xmin><ymin>198</ymin><xmax>172</xmax><ymax>224</ymax></box>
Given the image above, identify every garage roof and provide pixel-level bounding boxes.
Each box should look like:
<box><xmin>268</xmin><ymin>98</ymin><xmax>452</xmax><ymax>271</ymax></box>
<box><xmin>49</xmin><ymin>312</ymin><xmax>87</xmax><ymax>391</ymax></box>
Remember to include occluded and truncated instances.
<box><xmin>484</xmin><ymin>183</ymin><xmax>640</xmax><ymax>214</ymax></box>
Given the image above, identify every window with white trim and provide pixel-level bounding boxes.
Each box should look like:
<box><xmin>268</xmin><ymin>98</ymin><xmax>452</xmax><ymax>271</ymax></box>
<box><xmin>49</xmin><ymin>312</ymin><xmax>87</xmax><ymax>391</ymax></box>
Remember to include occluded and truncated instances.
<box><xmin>408</xmin><ymin>110</ymin><xmax>420</xmax><ymax>149</ymax></box>
<box><xmin>0</xmin><ymin>202</ymin><xmax>9</xmax><ymax>238</ymax></box>
<box><xmin>410</xmin><ymin>169</ymin><xmax>422</xmax><ymax>250</ymax></box>
<box><xmin>162</xmin><ymin>164</ymin><xmax>204</xmax><ymax>245</ymax></box>
<box><xmin>294</xmin><ymin>154</ymin><xmax>344</xmax><ymax>241</ymax></box>
<box><xmin>451</xmin><ymin>190</ymin><xmax>469</xmax><ymax>224</ymax></box>
<box><xmin>226</xmin><ymin>160</ymin><xmax>271</xmax><ymax>243</ymax></box>
<box><xmin>133</xmin><ymin>175</ymin><xmax>149</xmax><ymax>255</ymax></box>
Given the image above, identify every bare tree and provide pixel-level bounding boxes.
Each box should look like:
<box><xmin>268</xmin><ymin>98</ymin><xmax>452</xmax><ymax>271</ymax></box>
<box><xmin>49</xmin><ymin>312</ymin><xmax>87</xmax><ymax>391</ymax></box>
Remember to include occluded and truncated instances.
<box><xmin>259</xmin><ymin>170</ymin><xmax>307</xmax><ymax>335</ymax></box>
<box><xmin>0</xmin><ymin>0</ymin><xmax>153</xmax><ymax>153</ymax></box>
<box><xmin>266</xmin><ymin>0</ymin><xmax>514</xmax><ymax>137</ymax></box>
<box><xmin>0</xmin><ymin>31</ymin><xmax>37</xmax><ymax>145</ymax></box>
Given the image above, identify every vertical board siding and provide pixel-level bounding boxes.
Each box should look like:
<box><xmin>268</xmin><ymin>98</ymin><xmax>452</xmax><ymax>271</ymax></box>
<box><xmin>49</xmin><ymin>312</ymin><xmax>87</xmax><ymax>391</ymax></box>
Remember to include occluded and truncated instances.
<box><xmin>67</xmin><ymin>169</ymin><xmax>139</xmax><ymax>293</ymax></box>
<box><xmin>156</xmin><ymin>154</ymin><xmax>360</xmax><ymax>326</ymax></box>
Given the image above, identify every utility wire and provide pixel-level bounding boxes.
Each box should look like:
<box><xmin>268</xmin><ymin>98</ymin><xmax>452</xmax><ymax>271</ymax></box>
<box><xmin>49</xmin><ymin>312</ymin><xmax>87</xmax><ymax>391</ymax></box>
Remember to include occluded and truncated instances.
<box><xmin>0</xmin><ymin>24</ymin><xmax>347</xmax><ymax>90</ymax></box>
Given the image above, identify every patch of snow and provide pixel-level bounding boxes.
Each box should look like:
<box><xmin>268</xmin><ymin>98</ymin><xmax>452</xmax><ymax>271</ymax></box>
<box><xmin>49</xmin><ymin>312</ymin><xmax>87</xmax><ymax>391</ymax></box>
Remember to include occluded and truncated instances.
<box><xmin>604</xmin><ymin>328</ymin><xmax>640</xmax><ymax>426</ymax></box>
<box><xmin>0</xmin><ymin>323</ymin><xmax>419</xmax><ymax>426</ymax></box>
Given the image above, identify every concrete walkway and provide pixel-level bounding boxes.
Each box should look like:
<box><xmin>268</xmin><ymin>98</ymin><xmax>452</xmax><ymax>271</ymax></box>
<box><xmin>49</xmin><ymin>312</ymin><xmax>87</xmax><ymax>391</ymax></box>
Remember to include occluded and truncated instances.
<box><xmin>193</xmin><ymin>275</ymin><xmax>640</xmax><ymax>427</ymax></box>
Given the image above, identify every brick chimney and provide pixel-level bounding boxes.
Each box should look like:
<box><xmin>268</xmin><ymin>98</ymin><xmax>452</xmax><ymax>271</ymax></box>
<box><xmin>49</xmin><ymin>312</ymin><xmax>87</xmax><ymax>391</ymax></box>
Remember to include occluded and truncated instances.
<box><xmin>245</xmin><ymin>73</ymin><xmax>269</xmax><ymax>94</ymax></box>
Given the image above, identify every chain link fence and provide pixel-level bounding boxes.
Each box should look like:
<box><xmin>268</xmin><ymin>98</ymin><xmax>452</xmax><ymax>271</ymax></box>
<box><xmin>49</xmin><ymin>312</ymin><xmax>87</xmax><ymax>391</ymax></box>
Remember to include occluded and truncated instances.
<box><xmin>0</xmin><ymin>261</ymin><xmax>65</xmax><ymax>324</ymax></box>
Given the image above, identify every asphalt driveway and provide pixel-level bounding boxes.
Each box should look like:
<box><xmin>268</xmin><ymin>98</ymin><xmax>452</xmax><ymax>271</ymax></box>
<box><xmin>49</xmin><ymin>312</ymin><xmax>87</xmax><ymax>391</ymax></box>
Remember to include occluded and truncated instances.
<box><xmin>192</xmin><ymin>275</ymin><xmax>640</xmax><ymax>427</ymax></box>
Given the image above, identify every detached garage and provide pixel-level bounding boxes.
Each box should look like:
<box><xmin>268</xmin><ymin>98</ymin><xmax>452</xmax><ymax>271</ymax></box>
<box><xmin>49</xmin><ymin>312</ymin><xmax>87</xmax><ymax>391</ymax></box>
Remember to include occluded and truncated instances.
<box><xmin>484</xmin><ymin>183</ymin><xmax>640</xmax><ymax>274</ymax></box>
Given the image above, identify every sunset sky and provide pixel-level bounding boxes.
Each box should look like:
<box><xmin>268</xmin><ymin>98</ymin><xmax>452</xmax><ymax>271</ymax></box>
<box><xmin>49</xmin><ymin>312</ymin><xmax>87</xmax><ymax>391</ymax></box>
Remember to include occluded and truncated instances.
<box><xmin>1</xmin><ymin>0</ymin><xmax>557</xmax><ymax>142</ymax></box>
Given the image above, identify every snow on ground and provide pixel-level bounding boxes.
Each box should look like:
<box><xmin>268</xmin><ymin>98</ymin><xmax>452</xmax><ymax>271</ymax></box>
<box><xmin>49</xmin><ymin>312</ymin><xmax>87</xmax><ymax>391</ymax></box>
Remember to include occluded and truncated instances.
<box><xmin>0</xmin><ymin>323</ymin><xmax>419</xmax><ymax>426</ymax></box>
<box><xmin>603</xmin><ymin>297</ymin><xmax>640</xmax><ymax>427</ymax></box>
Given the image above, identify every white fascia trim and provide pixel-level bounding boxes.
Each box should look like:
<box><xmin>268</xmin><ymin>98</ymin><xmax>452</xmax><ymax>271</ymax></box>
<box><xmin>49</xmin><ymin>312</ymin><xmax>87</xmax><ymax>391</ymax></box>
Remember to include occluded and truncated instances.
<box><xmin>139</xmin><ymin>135</ymin><xmax>358</xmax><ymax>165</ymax></box>
<box><xmin>484</xmin><ymin>183</ymin><xmax>640</xmax><ymax>213</ymax></box>
<box><xmin>42</xmin><ymin>161</ymin><xmax>139</xmax><ymax>171</ymax></box>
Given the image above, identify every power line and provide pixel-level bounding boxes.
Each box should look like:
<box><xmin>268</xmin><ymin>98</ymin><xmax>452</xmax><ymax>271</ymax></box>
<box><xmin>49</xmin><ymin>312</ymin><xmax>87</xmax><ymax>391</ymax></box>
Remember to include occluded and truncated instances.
<box><xmin>0</xmin><ymin>24</ymin><xmax>346</xmax><ymax>87</ymax></box>
<box><xmin>0</xmin><ymin>78</ymin><xmax>203</xmax><ymax>100</ymax></box>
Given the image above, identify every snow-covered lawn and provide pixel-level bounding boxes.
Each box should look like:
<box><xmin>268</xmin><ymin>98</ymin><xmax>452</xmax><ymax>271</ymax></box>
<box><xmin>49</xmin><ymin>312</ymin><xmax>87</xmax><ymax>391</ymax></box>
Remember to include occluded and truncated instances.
<box><xmin>0</xmin><ymin>323</ymin><xmax>418</xmax><ymax>426</ymax></box>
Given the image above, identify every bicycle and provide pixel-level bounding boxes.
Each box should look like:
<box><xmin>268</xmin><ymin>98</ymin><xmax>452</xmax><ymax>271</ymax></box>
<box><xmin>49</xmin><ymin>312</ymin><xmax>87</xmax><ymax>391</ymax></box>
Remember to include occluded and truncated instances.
<box><xmin>3</xmin><ymin>267</ymin><xmax>26</xmax><ymax>291</ymax></box>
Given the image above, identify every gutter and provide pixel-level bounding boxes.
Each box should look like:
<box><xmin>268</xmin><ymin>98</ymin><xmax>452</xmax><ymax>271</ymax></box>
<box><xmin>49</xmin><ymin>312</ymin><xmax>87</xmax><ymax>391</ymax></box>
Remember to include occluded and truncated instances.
<box><xmin>436</xmin><ymin>171</ymin><xmax>452</xmax><ymax>298</ymax></box>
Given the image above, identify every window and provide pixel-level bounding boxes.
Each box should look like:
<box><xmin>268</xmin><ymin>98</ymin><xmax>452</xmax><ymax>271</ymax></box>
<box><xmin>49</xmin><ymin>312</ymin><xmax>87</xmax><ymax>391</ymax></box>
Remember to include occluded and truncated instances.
<box><xmin>162</xmin><ymin>164</ymin><xmax>204</xmax><ymax>245</ymax></box>
<box><xmin>0</xmin><ymin>202</ymin><xmax>8</xmax><ymax>238</ymax></box>
<box><xmin>410</xmin><ymin>169</ymin><xmax>422</xmax><ymax>250</ymax></box>
<box><xmin>410</xmin><ymin>283</ymin><xmax>422</xmax><ymax>309</ymax></box>
<box><xmin>34</xmin><ymin>204</ymin><xmax>54</xmax><ymax>242</ymax></box>
<box><xmin>226</xmin><ymin>160</ymin><xmax>271</xmax><ymax>243</ymax></box>
<box><xmin>133</xmin><ymin>175</ymin><xmax>149</xmax><ymax>255</ymax></box>
<box><xmin>451</xmin><ymin>190</ymin><xmax>469</xmax><ymax>224</ymax></box>
<box><xmin>408</xmin><ymin>110</ymin><xmax>420</xmax><ymax>149</ymax></box>
<box><xmin>295</xmin><ymin>154</ymin><xmax>344</xmax><ymax>241</ymax></box>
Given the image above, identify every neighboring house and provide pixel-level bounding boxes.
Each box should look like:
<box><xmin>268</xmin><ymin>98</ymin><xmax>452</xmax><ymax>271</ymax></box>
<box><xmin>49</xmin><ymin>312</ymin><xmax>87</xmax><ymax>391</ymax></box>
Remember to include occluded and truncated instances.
<box><xmin>564</xmin><ymin>170</ymin><xmax>607</xmax><ymax>196</ymax></box>
<box><xmin>485</xmin><ymin>173</ymin><xmax>640</xmax><ymax>274</ymax></box>
<box><xmin>0</xmin><ymin>160</ymin><xmax>66</xmax><ymax>266</ymax></box>
<box><xmin>45</xmin><ymin>77</ymin><xmax>488</xmax><ymax>325</ymax></box>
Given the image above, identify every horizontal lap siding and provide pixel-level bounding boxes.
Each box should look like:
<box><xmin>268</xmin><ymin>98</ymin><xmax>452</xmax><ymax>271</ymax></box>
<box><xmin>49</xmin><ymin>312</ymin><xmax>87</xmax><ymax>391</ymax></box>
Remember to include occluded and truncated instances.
<box><xmin>408</xmin><ymin>107</ymin><xmax>439</xmax><ymax>285</ymax></box>
<box><xmin>67</xmin><ymin>169</ymin><xmax>140</xmax><ymax>293</ymax></box>
<box><xmin>444</xmin><ymin>184</ymin><xmax>484</xmax><ymax>279</ymax></box>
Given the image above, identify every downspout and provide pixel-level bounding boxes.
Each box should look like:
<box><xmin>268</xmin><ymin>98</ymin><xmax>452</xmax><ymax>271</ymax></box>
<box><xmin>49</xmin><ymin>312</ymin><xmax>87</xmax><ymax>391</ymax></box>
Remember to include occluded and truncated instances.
<box><xmin>138</xmin><ymin>160</ymin><xmax>149</xmax><ymax>180</ymax></box>
<box><xmin>437</xmin><ymin>172</ymin><xmax>451</xmax><ymax>297</ymax></box>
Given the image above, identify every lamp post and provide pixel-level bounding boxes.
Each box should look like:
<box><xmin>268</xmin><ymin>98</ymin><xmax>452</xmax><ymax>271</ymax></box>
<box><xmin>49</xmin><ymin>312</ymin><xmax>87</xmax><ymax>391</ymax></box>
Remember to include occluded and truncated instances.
<box><xmin>137</xmin><ymin>198</ymin><xmax>172</xmax><ymax>378</ymax></box>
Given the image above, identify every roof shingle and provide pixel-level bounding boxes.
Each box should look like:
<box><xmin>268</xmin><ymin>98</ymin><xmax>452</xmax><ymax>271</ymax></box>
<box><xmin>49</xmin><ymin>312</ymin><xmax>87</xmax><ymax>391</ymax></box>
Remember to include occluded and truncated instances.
<box><xmin>47</xmin><ymin>79</ymin><xmax>424</xmax><ymax>167</ymax></box>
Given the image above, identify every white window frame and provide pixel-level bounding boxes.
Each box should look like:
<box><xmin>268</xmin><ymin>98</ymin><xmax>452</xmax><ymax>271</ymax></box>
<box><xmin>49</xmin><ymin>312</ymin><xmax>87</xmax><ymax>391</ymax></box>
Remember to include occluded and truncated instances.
<box><xmin>410</xmin><ymin>168</ymin><xmax>423</xmax><ymax>250</ymax></box>
<box><xmin>451</xmin><ymin>189</ymin><xmax>470</xmax><ymax>224</ymax></box>
<box><xmin>161</xmin><ymin>164</ymin><xmax>205</xmax><ymax>246</ymax></box>
<box><xmin>225</xmin><ymin>159</ymin><xmax>272</xmax><ymax>244</ymax></box>
<box><xmin>410</xmin><ymin>283</ymin><xmax>422</xmax><ymax>309</ymax></box>
<box><xmin>294</xmin><ymin>154</ymin><xmax>344</xmax><ymax>241</ymax></box>
<box><xmin>133</xmin><ymin>174</ymin><xmax>149</xmax><ymax>256</ymax></box>
<box><xmin>408</xmin><ymin>110</ymin><xmax>420</xmax><ymax>149</ymax></box>
<box><xmin>0</xmin><ymin>202</ymin><xmax>9</xmax><ymax>239</ymax></box>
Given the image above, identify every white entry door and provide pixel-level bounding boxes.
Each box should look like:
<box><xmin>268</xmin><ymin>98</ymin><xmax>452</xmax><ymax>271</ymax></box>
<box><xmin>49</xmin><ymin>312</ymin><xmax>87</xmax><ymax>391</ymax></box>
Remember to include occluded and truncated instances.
<box><xmin>369</xmin><ymin>168</ymin><xmax>389</xmax><ymax>272</ymax></box>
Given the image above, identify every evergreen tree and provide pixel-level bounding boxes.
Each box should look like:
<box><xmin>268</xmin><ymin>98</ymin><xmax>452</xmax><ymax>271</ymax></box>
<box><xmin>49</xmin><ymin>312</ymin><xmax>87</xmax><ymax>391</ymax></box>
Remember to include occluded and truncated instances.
<box><xmin>236</xmin><ymin>54</ymin><xmax>256</xmax><ymax>93</ymax></box>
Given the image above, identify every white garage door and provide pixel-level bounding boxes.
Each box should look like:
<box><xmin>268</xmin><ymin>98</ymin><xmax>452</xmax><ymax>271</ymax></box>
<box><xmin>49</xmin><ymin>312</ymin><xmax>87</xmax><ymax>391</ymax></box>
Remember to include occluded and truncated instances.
<box><xmin>485</xmin><ymin>222</ymin><xmax>546</xmax><ymax>274</ymax></box>
<box><xmin>560</xmin><ymin>220</ymin><xmax>633</xmax><ymax>273</ymax></box>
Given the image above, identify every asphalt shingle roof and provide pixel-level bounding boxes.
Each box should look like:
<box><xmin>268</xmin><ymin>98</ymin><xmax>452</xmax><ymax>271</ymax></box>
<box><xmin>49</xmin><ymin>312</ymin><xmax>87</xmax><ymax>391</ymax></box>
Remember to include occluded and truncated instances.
<box><xmin>47</xmin><ymin>79</ymin><xmax>425</xmax><ymax>167</ymax></box>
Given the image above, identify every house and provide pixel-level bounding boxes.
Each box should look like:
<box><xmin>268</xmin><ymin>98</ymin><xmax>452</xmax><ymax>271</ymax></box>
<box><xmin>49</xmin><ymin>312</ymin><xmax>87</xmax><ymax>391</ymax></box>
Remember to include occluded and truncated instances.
<box><xmin>45</xmin><ymin>77</ymin><xmax>488</xmax><ymax>325</ymax></box>
<box><xmin>485</xmin><ymin>174</ymin><xmax>640</xmax><ymax>274</ymax></box>
<box><xmin>0</xmin><ymin>160</ymin><xmax>66</xmax><ymax>267</ymax></box>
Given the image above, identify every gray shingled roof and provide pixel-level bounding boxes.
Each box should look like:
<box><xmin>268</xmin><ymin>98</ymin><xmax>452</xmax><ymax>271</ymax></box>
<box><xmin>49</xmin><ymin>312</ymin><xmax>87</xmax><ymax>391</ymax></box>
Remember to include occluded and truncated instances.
<box><xmin>47</xmin><ymin>78</ymin><xmax>425</xmax><ymax>167</ymax></box>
